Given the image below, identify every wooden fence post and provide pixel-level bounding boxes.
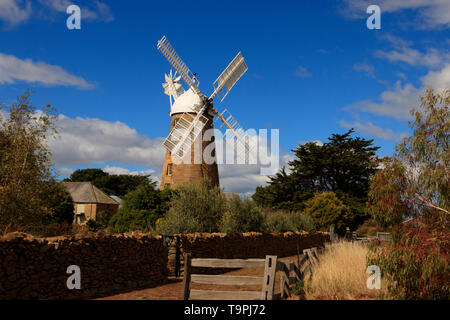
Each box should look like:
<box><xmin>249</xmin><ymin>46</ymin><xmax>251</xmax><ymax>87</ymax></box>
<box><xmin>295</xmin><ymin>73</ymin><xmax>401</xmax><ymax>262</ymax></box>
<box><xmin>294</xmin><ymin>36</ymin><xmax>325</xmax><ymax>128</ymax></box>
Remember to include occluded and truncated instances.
<box><xmin>182</xmin><ymin>253</ymin><xmax>192</xmax><ymax>300</ymax></box>
<box><xmin>261</xmin><ymin>255</ymin><xmax>277</xmax><ymax>300</ymax></box>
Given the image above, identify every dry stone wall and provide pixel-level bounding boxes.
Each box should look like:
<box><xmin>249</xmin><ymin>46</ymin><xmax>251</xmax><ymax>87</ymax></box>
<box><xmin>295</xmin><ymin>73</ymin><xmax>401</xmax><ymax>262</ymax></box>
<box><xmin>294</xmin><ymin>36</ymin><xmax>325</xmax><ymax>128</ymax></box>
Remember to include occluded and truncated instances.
<box><xmin>173</xmin><ymin>232</ymin><xmax>330</xmax><ymax>275</ymax></box>
<box><xmin>179</xmin><ymin>231</ymin><xmax>329</xmax><ymax>259</ymax></box>
<box><xmin>0</xmin><ymin>231</ymin><xmax>329</xmax><ymax>299</ymax></box>
<box><xmin>0</xmin><ymin>232</ymin><xmax>167</xmax><ymax>300</ymax></box>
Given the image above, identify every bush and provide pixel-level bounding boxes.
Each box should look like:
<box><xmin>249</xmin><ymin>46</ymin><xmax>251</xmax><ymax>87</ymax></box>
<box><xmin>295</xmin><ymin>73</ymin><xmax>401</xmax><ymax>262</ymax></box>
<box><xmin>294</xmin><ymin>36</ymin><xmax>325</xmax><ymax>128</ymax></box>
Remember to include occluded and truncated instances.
<box><xmin>86</xmin><ymin>219</ymin><xmax>102</xmax><ymax>232</ymax></box>
<box><xmin>288</xmin><ymin>211</ymin><xmax>316</xmax><ymax>232</ymax></box>
<box><xmin>157</xmin><ymin>179</ymin><xmax>226</xmax><ymax>235</ymax></box>
<box><xmin>109</xmin><ymin>209</ymin><xmax>159</xmax><ymax>233</ymax></box>
<box><xmin>42</xmin><ymin>182</ymin><xmax>75</xmax><ymax>225</ymax></box>
<box><xmin>109</xmin><ymin>185</ymin><xmax>174</xmax><ymax>233</ymax></box>
<box><xmin>368</xmin><ymin>212</ymin><xmax>449</xmax><ymax>299</ymax></box>
<box><xmin>219</xmin><ymin>195</ymin><xmax>265</xmax><ymax>233</ymax></box>
<box><xmin>355</xmin><ymin>218</ymin><xmax>380</xmax><ymax>237</ymax></box>
<box><xmin>303</xmin><ymin>192</ymin><xmax>353</xmax><ymax>234</ymax></box>
<box><xmin>264</xmin><ymin>211</ymin><xmax>293</xmax><ymax>233</ymax></box>
<box><xmin>263</xmin><ymin>210</ymin><xmax>316</xmax><ymax>233</ymax></box>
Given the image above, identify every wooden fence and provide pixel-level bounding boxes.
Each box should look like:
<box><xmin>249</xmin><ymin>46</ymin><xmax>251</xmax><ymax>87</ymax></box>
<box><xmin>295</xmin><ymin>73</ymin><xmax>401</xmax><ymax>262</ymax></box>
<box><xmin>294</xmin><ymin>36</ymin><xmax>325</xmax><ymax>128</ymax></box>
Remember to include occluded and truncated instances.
<box><xmin>182</xmin><ymin>246</ymin><xmax>325</xmax><ymax>300</ymax></box>
<box><xmin>276</xmin><ymin>246</ymin><xmax>324</xmax><ymax>299</ymax></box>
<box><xmin>183</xmin><ymin>254</ymin><xmax>278</xmax><ymax>300</ymax></box>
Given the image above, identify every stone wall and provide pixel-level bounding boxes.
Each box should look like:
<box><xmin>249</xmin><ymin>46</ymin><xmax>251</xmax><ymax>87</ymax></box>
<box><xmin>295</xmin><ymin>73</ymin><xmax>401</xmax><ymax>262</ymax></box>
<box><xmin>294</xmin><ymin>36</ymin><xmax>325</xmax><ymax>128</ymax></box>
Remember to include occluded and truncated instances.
<box><xmin>0</xmin><ymin>232</ymin><xmax>167</xmax><ymax>300</ymax></box>
<box><xmin>0</xmin><ymin>231</ymin><xmax>329</xmax><ymax>299</ymax></box>
<box><xmin>167</xmin><ymin>232</ymin><xmax>329</xmax><ymax>275</ymax></box>
<box><xmin>179</xmin><ymin>231</ymin><xmax>329</xmax><ymax>259</ymax></box>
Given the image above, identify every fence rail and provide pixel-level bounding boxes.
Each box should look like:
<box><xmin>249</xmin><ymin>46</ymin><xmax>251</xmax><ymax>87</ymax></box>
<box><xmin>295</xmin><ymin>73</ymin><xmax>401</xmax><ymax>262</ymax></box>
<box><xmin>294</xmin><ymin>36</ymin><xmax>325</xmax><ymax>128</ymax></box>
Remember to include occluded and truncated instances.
<box><xmin>182</xmin><ymin>246</ymin><xmax>327</xmax><ymax>300</ymax></box>
<box><xmin>182</xmin><ymin>254</ymin><xmax>278</xmax><ymax>300</ymax></box>
<box><xmin>276</xmin><ymin>246</ymin><xmax>324</xmax><ymax>299</ymax></box>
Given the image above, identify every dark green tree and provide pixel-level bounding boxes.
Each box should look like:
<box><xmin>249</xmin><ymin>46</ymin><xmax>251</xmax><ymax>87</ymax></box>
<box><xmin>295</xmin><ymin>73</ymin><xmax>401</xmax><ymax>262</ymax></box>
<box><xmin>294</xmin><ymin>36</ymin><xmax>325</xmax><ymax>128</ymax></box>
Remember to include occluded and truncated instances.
<box><xmin>108</xmin><ymin>185</ymin><xmax>174</xmax><ymax>233</ymax></box>
<box><xmin>65</xmin><ymin>168</ymin><xmax>155</xmax><ymax>197</ymax></box>
<box><xmin>42</xmin><ymin>182</ymin><xmax>75</xmax><ymax>225</ymax></box>
<box><xmin>253</xmin><ymin>129</ymin><xmax>380</xmax><ymax>228</ymax></box>
<box><xmin>66</xmin><ymin>168</ymin><xmax>107</xmax><ymax>182</ymax></box>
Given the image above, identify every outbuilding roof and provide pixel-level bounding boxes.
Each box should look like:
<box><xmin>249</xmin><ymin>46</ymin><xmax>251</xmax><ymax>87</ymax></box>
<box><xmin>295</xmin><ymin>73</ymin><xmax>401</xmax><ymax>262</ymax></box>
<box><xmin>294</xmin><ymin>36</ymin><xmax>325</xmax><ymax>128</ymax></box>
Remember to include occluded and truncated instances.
<box><xmin>61</xmin><ymin>182</ymin><xmax>119</xmax><ymax>205</ymax></box>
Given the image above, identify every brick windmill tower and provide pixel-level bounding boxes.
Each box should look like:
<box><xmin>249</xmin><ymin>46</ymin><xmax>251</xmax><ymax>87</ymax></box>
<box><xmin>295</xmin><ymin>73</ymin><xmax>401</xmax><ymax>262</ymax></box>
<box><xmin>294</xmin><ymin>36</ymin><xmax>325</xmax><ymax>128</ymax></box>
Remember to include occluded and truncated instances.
<box><xmin>157</xmin><ymin>36</ymin><xmax>251</xmax><ymax>190</ymax></box>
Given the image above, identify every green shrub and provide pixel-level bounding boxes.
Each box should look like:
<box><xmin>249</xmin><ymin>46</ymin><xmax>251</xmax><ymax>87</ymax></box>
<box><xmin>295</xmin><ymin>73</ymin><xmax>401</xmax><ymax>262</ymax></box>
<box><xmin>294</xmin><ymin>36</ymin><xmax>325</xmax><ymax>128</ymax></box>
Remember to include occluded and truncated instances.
<box><xmin>109</xmin><ymin>209</ymin><xmax>157</xmax><ymax>233</ymax></box>
<box><xmin>263</xmin><ymin>210</ymin><xmax>315</xmax><ymax>233</ymax></box>
<box><xmin>288</xmin><ymin>211</ymin><xmax>316</xmax><ymax>232</ymax></box>
<box><xmin>219</xmin><ymin>195</ymin><xmax>265</xmax><ymax>233</ymax></box>
<box><xmin>264</xmin><ymin>211</ymin><xmax>293</xmax><ymax>233</ymax></box>
<box><xmin>108</xmin><ymin>185</ymin><xmax>174</xmax><ymax>233</ymax></box>
<box><xmin>303</xmin><ymin>192</ymin><xmax>353</xmax><ymax>234</ymax></box>
<box><xmin>158</xmin><ymin>179</ymin><xmax>226</xmax><ymax>235</ymax></box>
<box><xmin>86</xmin><ymin>219</ymin><xmax>102</xmax><ymax>232</ymax></box>
<box><xmin>368</xmin><ymin>213</ymin><xmax>449</xmax><ymax>299</ymax></box>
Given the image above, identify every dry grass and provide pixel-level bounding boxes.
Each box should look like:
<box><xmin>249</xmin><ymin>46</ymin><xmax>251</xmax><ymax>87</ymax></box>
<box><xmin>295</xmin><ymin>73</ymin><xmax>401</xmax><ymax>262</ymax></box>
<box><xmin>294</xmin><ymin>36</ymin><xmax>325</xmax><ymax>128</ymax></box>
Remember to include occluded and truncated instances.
<box><xmin>303</xmin><ymin>241</ymin><xmax>384</xmax><ymax>300</ymax></box>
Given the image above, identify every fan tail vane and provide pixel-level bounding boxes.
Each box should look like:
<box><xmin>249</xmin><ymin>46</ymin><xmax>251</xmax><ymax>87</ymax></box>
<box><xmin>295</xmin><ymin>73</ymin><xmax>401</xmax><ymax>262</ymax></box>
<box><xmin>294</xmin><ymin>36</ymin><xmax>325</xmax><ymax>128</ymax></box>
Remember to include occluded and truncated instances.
<box><xmin>210</xmin><ymin>52</ymin><xmax>248</xmax><ymax>102</ymax></box>
<box><xmin>157</xmin><ymin>36</ymin><xmax>203</xmax><ymax>97</ymax></box>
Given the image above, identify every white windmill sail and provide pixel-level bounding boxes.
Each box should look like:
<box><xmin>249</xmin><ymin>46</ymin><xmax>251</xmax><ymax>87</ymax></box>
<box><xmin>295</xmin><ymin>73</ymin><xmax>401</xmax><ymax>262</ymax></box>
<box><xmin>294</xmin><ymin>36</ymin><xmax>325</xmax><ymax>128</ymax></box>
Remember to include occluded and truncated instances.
<box><xmin>163</xmin><ymin>109</ymin><xmax>209</xmax><ymax>159</ymax></box>
<box><xmin>209</xmin><ymin>52</ymin><xmax>248</xmax><ymax>102</ymax></box>
<box><xmin>212</xmin><ymin>108</ymin><xmax>255</xmax><ymax>157</ymax></box>
<box><xmin>157</xmin><ymin>36</ymin><xmax>203</xmax><ymax>98</ymax></box>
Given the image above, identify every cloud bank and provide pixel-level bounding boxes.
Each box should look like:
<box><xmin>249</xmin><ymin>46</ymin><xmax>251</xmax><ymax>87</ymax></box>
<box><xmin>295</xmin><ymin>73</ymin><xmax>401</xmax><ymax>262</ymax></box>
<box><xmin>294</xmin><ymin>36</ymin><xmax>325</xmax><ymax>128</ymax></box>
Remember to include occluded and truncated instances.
<box><xmin>0</xmin><ymin>53</ymin><xmax>94</xmax><ymax>89</ymax></box>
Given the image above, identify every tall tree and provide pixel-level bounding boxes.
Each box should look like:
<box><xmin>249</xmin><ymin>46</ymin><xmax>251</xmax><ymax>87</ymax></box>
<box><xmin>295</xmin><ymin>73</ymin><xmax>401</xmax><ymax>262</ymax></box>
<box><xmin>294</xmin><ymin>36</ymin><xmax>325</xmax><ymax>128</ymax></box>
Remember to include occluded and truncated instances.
<box><xmin>289</xmin><ymin>129</ymin><xmax>379</xmax><ymax>197</ymax></box>
<box><xmin>368</xmin><ymin>88</ymin><xmax>449</xmax><ymax>227</ymax></box>
<box><xmin>0</xmin><ymin>91</ymin><xmax>71</xmax><ymax>233</ymax></box>
<box><xmin>367</xmin><ymin>88</ymin><xmax>449</xmax><ymax>299</ymax></box>
<box><xmin>253</xmin><ymin>129</ymin><xmax>380</xmax><ymax>227</ymax></box>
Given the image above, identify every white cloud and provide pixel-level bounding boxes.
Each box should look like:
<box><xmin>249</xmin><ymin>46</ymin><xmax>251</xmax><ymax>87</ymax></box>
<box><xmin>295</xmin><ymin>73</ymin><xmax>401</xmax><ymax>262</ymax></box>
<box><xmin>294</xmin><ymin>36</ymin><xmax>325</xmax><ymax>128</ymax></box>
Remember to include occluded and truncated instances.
<box><xmin>49</xmin><ymin>114</ymin><xmax>165</xmax><ymax>167</ymax></box>
<box><xmin>0</xmin><ymin>0</ymin><xmax>114</xmax><ymax>27</ymax></box>
<box><xmin>340</xmin><ymin>120</ymin><xmax>409</xmax><ymax>141</ymax></box>
<box><xmin>341</xmin><ymin>0</ymin><xmax>450</xmax><ymax>29</ymax></box>
<box><xmin>55</xmin><ymin>167</ymin><xmax>74</xmax><ymax>176</ymax></box>
<box><xmin>103</xmin><ymin>165</ymin><xmax>155</xmax><ymax>176</ymax></box>
<box><xmin>299</xmin><ymin>140</ymin><xmax>324</xmax><ymax>147</ymax></box>
<box><xmin>375</xmin><ymin>47</ymin><xmax>448</xmax><ymax>68</ymax></box>
<box><xmin>295</xmin><ymin>66</ymin><xmax>311</xmax><ymax>78</ymax></box>
<box><xmin>344</xmin><ymin>64</ymin><xmax>450</xmax><ymax>120</ymax></box>
<box><xmin>0</xmin><ymin>0</ymin><xmax>31</xmax><ymax>27</ymax></box>
<box><xmin>218</xmin><ymin>150</ymin><xmax>292</xmax><ymax>194</ymax></box>
<box><xmin>421</xmin><ymin>64</ymin><xmax>450</xmax><ymax>91</ymax></box>
<box><xmin>0</xmin><ymin>53</ymin><xmax>94</xmax><ymax>89</ymax></box>
<box><xmin>353</xmin><ymin>62</ymin><xmax>375</xmax><ymax>78</ymax></box>
<box><xmin>39</xmin><ymin>0</ymin><xmax>114</xmax><ymax>22</ymax></box>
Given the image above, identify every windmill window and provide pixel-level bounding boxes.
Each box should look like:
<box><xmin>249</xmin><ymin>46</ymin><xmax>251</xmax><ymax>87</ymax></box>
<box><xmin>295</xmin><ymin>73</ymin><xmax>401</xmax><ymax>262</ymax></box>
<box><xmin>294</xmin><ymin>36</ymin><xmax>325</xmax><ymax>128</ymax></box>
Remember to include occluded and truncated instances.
<box><xmin>167</xmin><ymin>164</ymin><xmax>173</xmax><ymax>176</ymax></box>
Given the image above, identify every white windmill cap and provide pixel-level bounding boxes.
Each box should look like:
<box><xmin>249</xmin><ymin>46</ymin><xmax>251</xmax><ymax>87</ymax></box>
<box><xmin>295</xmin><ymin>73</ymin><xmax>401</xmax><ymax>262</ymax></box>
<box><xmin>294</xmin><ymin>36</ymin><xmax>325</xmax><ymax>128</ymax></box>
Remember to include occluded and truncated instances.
<box><xmin>170</xmin><ymin>88</ymin><xmax>203</xmax><ymax>116</ymax></box>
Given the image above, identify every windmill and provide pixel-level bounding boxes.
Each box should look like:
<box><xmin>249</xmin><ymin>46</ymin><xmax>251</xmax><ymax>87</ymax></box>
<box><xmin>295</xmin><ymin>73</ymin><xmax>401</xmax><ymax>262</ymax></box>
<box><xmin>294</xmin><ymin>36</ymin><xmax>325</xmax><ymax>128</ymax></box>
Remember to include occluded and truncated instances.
<box><xmin>157</xmin><ymin>35</ymin><xmax>253</xmax><ymax>189</ymax></box>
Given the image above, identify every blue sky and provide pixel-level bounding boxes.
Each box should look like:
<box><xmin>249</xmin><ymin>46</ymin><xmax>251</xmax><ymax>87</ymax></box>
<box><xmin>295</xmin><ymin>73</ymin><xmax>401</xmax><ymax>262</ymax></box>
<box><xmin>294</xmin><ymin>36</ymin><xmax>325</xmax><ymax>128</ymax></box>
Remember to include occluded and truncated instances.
<box><xmin>1</xmin><ymin>0</ymin><xmax>449</xmax><ymax>194</ymax></box>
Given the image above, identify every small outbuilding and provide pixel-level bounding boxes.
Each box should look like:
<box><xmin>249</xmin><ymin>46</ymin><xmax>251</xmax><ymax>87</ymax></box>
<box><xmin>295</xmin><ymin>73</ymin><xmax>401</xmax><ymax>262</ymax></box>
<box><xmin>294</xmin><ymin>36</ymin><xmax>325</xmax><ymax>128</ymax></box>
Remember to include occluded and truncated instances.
<box><xmin>61</xmin><ymin>182</ymin><xmax>120</xmax><ymax>224</ymax></box>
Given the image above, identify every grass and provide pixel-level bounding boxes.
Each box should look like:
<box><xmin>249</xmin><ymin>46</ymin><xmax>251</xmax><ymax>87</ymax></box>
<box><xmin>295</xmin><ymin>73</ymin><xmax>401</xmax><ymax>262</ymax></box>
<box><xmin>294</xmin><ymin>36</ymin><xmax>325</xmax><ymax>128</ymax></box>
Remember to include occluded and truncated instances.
<box><xmin>302</xmin><ymin>241</ymin><xmax>386</xmax><ymax>300</ymax></box>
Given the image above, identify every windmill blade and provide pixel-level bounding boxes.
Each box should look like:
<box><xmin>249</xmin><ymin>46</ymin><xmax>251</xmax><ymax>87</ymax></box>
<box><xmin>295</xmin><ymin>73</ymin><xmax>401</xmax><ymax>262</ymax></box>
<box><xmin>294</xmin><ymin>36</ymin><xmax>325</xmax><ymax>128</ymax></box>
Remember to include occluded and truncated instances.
<box><xmin>157</xmin><ymin>36</ymin><xmax>204</xmax><ymax>97</ymax></box>
<box><xmin>211</xmin><ymin>108</ymin><xmax>255</xmax><ymax>157</ymax></box>
<box><xmin>209</xmin><ymin>52</ymin><xmax>248</xmax><ymax>102</ymax></box>
<box><xmin>163</xmin><ymin>108</ymin><xmax>209</xmax><ymax>159</ymax></box>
